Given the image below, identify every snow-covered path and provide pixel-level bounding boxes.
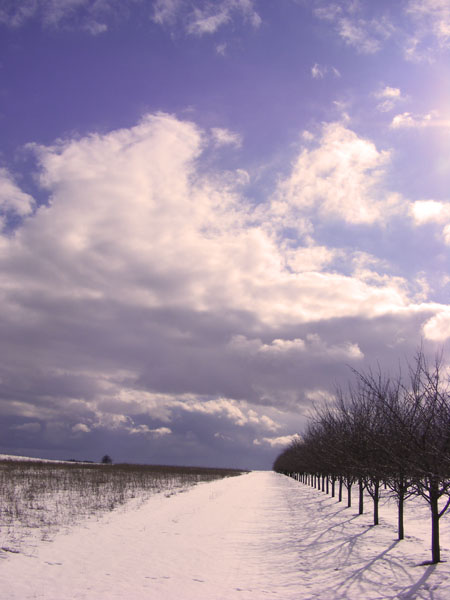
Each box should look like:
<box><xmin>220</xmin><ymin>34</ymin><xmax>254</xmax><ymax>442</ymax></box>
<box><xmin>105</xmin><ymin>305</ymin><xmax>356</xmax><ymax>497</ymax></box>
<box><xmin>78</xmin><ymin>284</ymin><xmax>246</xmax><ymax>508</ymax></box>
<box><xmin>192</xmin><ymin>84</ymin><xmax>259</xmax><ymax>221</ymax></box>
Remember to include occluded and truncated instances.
<box><xmin>2</xmin><ymin>471</ymin><xmax>450</xmax><ymax>599</ymax></box>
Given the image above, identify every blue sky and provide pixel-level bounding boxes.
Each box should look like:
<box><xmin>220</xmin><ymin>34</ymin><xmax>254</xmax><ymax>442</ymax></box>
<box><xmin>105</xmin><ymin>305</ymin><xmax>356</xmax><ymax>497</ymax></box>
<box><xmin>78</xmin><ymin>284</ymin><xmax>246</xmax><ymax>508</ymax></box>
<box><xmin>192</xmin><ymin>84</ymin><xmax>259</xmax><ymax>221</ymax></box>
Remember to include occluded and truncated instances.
<box><xmin>1</xmin><ymin>0</ymin><xmax>450</xmax><ymax>469</ymax></box>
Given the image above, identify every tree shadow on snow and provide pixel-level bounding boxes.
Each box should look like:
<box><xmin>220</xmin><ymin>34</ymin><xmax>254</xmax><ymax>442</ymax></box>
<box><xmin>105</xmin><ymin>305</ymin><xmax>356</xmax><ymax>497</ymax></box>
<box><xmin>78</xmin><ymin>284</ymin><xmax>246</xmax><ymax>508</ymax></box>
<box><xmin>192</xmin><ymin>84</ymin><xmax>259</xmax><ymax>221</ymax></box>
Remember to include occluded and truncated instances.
<box><xmin>319</xmin><ymin>522</ymin><xmax>439</xmax><ymax>599</ymax></box>
<box><xmin>292</xmin><ymin>491</ymin><xmax>442</xmax><ymax>599</ymax></box>
<box><xmin>332</xmin><ymin>540</ymin><xmax>404</xmax><ymax>598</ymax></box>
<box><xmin>397</xmin><ymin>564</ymin><xmax>437</xmax><ymax>599</ymax></box>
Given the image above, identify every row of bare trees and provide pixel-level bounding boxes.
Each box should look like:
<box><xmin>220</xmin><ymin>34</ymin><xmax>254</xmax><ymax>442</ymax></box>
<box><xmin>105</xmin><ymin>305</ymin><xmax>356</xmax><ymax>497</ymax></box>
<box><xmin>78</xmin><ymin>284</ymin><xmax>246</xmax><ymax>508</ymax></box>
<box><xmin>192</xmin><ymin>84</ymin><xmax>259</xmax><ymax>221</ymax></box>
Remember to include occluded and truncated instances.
<box><xmin>273</xmin><ymin>349</ymin><xmax>450</xmax><ymax>564</ymax></box>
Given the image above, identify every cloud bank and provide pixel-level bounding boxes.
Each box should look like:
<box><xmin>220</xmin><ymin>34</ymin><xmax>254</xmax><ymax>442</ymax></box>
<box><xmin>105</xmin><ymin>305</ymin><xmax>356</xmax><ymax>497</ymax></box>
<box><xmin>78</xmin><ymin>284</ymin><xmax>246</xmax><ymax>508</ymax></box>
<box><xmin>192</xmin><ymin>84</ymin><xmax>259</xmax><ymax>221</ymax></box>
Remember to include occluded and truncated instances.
<box><xmin>0</xmin><ymin>111</ymin><xmax>447</xmax><ymax>467</ymax></box>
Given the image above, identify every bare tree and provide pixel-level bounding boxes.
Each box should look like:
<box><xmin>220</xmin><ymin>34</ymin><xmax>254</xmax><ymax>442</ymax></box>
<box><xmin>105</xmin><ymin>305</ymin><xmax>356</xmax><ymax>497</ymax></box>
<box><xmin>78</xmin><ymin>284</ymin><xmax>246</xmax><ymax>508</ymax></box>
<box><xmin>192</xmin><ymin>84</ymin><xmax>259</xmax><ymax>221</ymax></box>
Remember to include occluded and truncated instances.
<box><xmin>405</xmin><ymin>350</ymin><xmax>450</xmax><ymax>563</ymax></box>
<box><xmin>273</xmin><ymin>345</ymin><xmax>450</xmax><ymax>564</ymax></box>
<box><xmin>353</xmin><ymin>366</ymin><xmax>416</xmax><ymax>539</ymax></box>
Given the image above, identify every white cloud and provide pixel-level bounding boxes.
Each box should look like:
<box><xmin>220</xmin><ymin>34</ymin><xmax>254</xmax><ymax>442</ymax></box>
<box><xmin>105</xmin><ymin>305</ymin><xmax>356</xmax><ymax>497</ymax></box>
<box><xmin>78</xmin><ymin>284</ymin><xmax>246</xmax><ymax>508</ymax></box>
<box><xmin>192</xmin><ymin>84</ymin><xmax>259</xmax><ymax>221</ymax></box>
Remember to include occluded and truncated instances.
<box><xmin>188</xmin><ymin>6</ymin><xmax>231</xmax><ymax>35</ymax></box>
<box><xmin>413</xmin><ymin>273</ymin><xmax>431</xmax><ymax>303</ymax></box>
<box><xmin>390</xmin><ymin>111</ymin><xmax>450</xmax><ymax>129</ymax></box>
<box><xmin>129</xmin><ymin>425</ymin><xmax>172</xmax><ymax>437</ymax></box>
<box><xmin>42</xmin><ymin>0</ymin><xmax>93</xmax><ymax>27</ymax></box>
<box><xmin>274</xmin><ymin>121</ymin><xmax>405</xmax><ymax>226</ymax></box>
<box><xmin>337</xmin><ymin>17</ymin><xmax>384</xmax><ymax>54</ymax></box>
<box><xmin>216</xmin><ymin>42</ymin><xmax>227</xmax><ymax>56</ymax></box>
<box><xmin>304</xmin><ymin>389</ymin><xmax>335</xmax><ymax>404</ymax></box>
<box><xmin>260</xmin><ymin>338</ymin><xmax>306</xmax><ymax>354</ymax></box>
<box><xmin>410</xmin><ymin>199</ymin><xmax>450</xmax><ymax>244</ymax></box>
<box><xmin>86</xmin><ymin>381</ymin><xmax>282</xmax><ymax>435</ymax></box>
<box><xmin>443</xmin><ymin>225</ymin><xmax>450</xmax><ymax>245</ymax></box>
<box><xmin>304</xmin><ymin>334</ymin><xmax>363</xmax><ymax>360</ymax></box>
<box><xmin>229</xmin><ymin>333</ymin><xmax>363</xmax><ymax>361</ymax></box>
<box><xmin>311</xmin><ymin>63</ymin><xmax>341</xmax><ymax>79</ymax></box>
<box><xmin>312</xmin><ymin>0</ymin><xmax>450</xmax><ymax>60</ymax></box>
<box><xmin>84</xmin><ymin>20</ymin><xmax>108</xmax><ymax>35</ymax></box>
<box><xmin>350</xmin><ymin>252</ymin><xmax>409</xmax><ymax>293</ymax></box>
<box><xmin>423</xmin><ymin>308</ymin><xmax>450</xmax><ymax>341</ymax></box>
<box><xmin>12</xmin><ymin>114</ymin><xmax>412</xmax><ymax>333</ymax></box>
<box><xmin>95</xmin><ymin>413</ymin><xmax>132</xmax><ymax>430</ymax></box>
<box><xmin>0</xmin><ymin>0</ymin><xmax>37</xmax><ymax>27</ymax></box>
<box><xmin>0</xmin><ymin>0</ymin><xmax>261</xmax><ymax>37</ymax></box>
<box><xmin>214</xmin><ymin>432</ymin><xmax>234</xmax><ymax>442</ymax></box>
<box><xmin>1</xmin><ymin>111</ymin><xmax>446</xmax><ymax>445</ymax></box>
<box><xmin>253</xmin><ymin>433</ymin><xmax>301</xmax><ymax>448</ymax></box>
<box><xmin>314</xmin><ymin>2</ymin><xmax>395</xmax><ymax>54</ymax></box>
<box><xmin>381</xmin><ymin>86</ymin><xmax>401</xmax><ymax>99</ymax></box>
<box><xmin>153</xmin><ymin>0</ymin><xmax>181</xmax><ymax>26</ymax></box>
<box><xmin>313</xmin><ymin>0</ymin><xmax>450</xmax><ymax>61</ymax></box>
<box><xmin>211</xmin><ymin>127</ymin><xmax>243</xmax><ymax>148</ymax></box>
<box><xmin>331</xmin><ymin>66</ymin><xmax>341</xmax><ymax>77</ymax></box>
<box><xmin>311</xmin><ymin>63</ymin><xmax>326</xmax><ymax>79</ymax></box>
<box><xmin>351</xmin><ymin>251</ymin><xmax>391</xmax><ymax>275</ymax></box>
<box><xmin>391</xmin><ymin>112</ymin><xmax>423</xmax><ymax>128</ymax></box>
<box><xmin>406</xmin><ymin>0</ymin><xmax>450</xmax><ymax>58</ymax></box>
<box><xmin>0</xmin><ymin>0</ymin><xmax>115</xmax><ymax>33</ymax></box>
<box><xmin>0</xmin><ymin>168</ymin><xmax>35</xmax><ymax>226</ymax></box>
<box><xmin>284</xmin><ymin>245</ymin><xmax>337</xmax><ymax>273</ymax></box>
<box><xmin>302</xmin><ymin>130</ymin><xmax>315</xmax><ymax>142</ymax></box>
<box><xmin>154</xmin><ymin>0</ymin><xmax>261</xmax><ymax>36</ymax></box>
<box><xmin>375</xmin><ymin>86</ymin><xmax>404</xmax><ymax>112</ymax></box>
<box><xmin>178</xmin><ymin>397</ymin><xmax>280</xmax><ymax>431</ymax></box>
<box><xmin>72</xmin><ymin>423</ymin><xmax>90</xmax><ymax>433</ymax></box>
<box><xmin>411</xmin><ymin>199</ymin><xmax>449</xmax><ymax>224</ymax></box>
<box><xmin>181</xmin><ymin>397</ymin><xmax>250</xmax><ymax>425</ymax></box>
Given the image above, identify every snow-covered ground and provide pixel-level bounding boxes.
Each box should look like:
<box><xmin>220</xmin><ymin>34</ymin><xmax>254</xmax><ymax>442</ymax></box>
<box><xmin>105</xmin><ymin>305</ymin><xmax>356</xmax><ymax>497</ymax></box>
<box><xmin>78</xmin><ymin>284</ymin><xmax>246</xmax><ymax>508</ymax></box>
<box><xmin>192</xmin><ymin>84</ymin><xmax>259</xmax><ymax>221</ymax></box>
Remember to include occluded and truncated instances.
<box><xmin>0</xmin><ymin>454</ymin><xmax>73</xmax><ymax>463</ymax></box>
<box><xmin>2</xmin><ymin>471</ymin><xmax>450</xmax><ymax>599</ymax></box>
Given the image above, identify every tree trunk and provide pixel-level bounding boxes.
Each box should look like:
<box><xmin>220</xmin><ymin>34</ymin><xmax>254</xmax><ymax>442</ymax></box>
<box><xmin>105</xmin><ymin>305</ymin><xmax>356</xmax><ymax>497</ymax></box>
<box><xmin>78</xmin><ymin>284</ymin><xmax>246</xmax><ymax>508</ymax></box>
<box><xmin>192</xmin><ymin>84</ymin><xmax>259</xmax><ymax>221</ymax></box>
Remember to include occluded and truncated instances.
<box><xmin>398</xmin><ymin>487</ymin><xmax>404</xmax><ymax>540</ymax></box>
<box><xmin>326</xmin><ymin>476</ymin><xmax>329</xmax><ymax>495</ymax></box>
<box><xmin>373</xmin><ymin>480</ymin><xmax>379</xmax><ymax>526</ymax></box>
<box><xmin>347</xmin><ymin>481</ymin><xmax>352</xmax><ymax>508</ymax></box>
<box><xmin>338</xmin><ymin>477</ymin><xmax>343</xmax><ymax>502</ymax></box>
<box><xmin>359</xmin><ymin>478</ymin><xmax>364</xmax><ymax>515</ymax></box>
<box><xmin>331</xmin><ymin>477</ymin><xmax>335</xmax><ymax>498</ymax></box>
<box><xmin>430</xmin><ymin>485</ymin><xmax>441</xmax><ymax>564</ymax></box>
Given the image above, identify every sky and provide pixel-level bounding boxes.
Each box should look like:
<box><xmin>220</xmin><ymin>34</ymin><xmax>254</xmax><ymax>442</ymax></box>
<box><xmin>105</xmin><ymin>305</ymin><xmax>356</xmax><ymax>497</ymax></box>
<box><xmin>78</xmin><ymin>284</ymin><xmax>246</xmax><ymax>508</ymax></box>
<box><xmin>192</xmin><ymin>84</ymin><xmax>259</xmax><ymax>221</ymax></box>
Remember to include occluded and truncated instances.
<box><xmin>0</xmin><ymin>0</ymin><xmax>450</xmax><ymax>470</ymax></box>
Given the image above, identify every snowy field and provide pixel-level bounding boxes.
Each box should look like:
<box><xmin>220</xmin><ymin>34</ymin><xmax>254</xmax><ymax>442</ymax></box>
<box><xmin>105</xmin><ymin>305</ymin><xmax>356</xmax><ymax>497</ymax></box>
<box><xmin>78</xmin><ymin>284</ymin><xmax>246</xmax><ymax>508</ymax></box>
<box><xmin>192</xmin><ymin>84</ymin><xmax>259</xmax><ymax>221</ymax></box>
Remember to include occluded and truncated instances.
<box><xmin>2</xmin><ymin>470</ymin><xmax>450</xmax><ymax>599</ymax></box>
<box><xmin>0</xmin><ymin>458</ymin><xmax>241</xmax><ymax>552</ymax></box>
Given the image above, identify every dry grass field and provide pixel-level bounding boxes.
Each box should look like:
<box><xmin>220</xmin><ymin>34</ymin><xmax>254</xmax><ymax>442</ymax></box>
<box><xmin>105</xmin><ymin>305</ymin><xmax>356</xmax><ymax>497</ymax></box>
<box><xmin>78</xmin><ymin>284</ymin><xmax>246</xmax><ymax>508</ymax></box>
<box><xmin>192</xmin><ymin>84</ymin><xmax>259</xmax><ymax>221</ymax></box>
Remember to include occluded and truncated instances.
<box><xmin>0</xmin><ymin>458</ymin><xmax>244</xmax><ymax>552</ymax></box>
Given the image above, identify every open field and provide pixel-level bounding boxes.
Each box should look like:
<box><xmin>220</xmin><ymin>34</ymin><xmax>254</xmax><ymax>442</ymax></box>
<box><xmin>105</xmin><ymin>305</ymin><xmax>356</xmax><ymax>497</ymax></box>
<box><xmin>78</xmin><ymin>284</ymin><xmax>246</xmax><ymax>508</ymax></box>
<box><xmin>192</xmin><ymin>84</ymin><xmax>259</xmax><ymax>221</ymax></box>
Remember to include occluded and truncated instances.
<box><xmin>0</xmin><ymin>457</ymin><xmax>244</xmax><ymax>552</ymax></box>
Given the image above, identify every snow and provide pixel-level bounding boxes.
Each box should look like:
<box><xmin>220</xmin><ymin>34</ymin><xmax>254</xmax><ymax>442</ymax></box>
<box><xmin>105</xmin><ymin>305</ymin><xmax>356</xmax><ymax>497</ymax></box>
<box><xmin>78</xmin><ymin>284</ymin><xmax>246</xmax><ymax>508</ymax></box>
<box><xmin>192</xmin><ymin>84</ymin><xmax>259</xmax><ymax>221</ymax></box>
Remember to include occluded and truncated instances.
<box><xmin>0</xmin><ymin>454</ymin><xmax>73</xmax><ymax>463</ymax></box>
<box><xmin>2</xmin><ymin>471</ymin><xmax>450</xmax><ymax>599</ymax></box>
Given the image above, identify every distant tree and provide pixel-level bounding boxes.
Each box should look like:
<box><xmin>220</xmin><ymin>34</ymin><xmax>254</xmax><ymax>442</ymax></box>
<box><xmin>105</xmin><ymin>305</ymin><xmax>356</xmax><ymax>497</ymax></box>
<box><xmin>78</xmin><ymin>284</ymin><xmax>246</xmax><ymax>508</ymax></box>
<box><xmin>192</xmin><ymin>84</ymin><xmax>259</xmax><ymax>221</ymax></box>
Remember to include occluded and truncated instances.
<box><xmin>101</xmin><ymin>454</ymin><xmax>113</xmax><ymax>464</ymax></box>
